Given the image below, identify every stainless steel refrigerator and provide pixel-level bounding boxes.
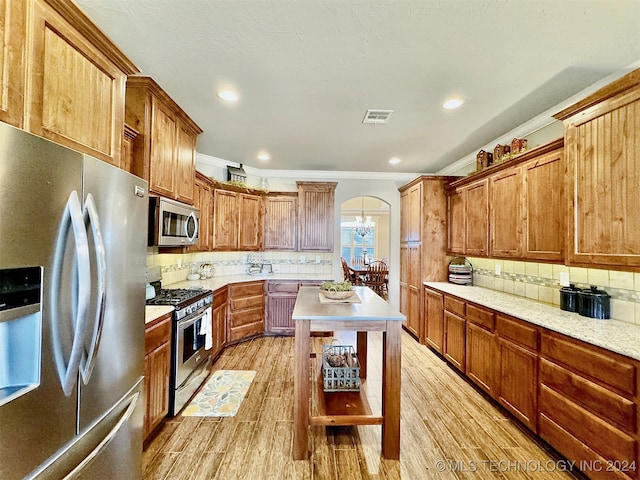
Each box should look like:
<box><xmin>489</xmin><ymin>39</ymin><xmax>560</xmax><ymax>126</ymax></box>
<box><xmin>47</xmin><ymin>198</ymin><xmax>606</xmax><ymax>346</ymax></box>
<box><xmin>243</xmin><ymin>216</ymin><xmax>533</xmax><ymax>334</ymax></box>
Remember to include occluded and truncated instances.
<box><xmin>0</xmin><ymin>123</ymin><xmax>147</xmax><ymax>479</ymax></box>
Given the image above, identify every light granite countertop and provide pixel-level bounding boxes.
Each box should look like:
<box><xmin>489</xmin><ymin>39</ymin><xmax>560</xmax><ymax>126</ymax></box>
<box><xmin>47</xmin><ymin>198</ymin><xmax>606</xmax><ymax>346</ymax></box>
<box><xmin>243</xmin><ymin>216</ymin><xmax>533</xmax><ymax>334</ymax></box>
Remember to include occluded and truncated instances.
<box><xmin>424</xmin><ymin>282</ymin><xmax>640</xmax><ymax>361</ymax></box>
<box><xmin>144</xmin><ymin>274</ymin><xmax>333</xmax><ymax>325</ymax></box>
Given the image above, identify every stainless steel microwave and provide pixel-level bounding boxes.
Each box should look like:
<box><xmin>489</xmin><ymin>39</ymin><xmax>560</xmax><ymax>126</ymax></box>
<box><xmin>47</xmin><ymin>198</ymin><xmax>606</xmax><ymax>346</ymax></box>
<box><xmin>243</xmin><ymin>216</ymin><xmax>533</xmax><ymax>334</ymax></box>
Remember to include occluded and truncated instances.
<box><xmin>148</xmin><ymin>196</ymin><xmax>199</xmax><ymax>247</ymax></box>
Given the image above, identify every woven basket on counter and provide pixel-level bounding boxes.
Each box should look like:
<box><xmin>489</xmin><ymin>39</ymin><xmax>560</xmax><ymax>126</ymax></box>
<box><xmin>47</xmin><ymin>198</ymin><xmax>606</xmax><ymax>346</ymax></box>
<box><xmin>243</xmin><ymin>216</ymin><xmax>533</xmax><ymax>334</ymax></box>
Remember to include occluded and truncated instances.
<box><xmin>448</xmin><ymin>257</ymin><xmax>473</xmax><ymax>285</ymax></box>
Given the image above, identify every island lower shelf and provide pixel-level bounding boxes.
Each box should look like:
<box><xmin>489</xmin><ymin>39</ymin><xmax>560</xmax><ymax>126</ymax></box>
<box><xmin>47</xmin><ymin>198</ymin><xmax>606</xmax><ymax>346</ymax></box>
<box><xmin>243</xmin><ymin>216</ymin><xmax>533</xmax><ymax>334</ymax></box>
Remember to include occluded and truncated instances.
<box><xmin>310</xmin><ymin>354</ymin><xmax>383</xmax><ymax>427</ymax></box>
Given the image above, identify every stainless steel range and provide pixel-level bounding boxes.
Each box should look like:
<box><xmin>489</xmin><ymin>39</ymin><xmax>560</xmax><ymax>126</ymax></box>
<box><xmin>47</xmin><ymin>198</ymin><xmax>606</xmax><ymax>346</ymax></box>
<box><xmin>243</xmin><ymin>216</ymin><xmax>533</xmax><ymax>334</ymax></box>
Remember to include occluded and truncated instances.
<box><xmin>147</xmin><ymin>287</ymin><xmax>213</xmax><ymax>415</ymax></box>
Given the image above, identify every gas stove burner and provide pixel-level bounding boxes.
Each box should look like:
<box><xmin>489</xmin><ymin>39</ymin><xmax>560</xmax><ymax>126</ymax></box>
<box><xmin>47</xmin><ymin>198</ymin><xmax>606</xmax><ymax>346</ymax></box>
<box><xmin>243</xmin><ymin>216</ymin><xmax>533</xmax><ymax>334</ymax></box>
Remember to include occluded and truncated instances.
<box><xmin>145</xmin><ymin>288</ymin><xmax>210</xmax><ymax>308</ymax></box>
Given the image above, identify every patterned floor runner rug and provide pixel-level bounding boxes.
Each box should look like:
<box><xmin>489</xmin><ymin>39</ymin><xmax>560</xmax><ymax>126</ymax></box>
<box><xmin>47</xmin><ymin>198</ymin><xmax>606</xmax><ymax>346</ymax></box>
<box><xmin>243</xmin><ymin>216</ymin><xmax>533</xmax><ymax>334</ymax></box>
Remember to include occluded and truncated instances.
<box><xmin>182</xmin><ymin>370</ymin><xmax>256</xmax><ymax>417</ymax></box>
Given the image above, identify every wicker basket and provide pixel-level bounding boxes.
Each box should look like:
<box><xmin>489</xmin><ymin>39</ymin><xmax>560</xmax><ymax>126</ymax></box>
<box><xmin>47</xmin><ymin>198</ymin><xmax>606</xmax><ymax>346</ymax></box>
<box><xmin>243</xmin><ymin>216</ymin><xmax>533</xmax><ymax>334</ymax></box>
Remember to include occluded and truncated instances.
<box><xmin>322</xmin><ymin>344</ymin><xmax>360</xmax><ymax>392</ymax></box>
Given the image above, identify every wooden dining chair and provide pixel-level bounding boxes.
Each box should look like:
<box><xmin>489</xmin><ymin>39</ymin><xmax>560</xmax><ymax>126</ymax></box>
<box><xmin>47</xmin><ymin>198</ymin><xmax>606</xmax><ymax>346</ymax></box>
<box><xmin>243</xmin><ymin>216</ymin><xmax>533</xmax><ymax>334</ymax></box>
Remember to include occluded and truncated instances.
<box><xmin>365</xmin><ymin>260</ymin><xmax>388</xmax><ymax>298</ymax></box>
<box><xmin>341</xmin><ymin>257</ymin><xmax>358</xmax><ymax>284</ymax></box>
<box><xmin>351</xmin><ymin>256</ymin><xmax>365</xmax><ymax>267</ymax></box>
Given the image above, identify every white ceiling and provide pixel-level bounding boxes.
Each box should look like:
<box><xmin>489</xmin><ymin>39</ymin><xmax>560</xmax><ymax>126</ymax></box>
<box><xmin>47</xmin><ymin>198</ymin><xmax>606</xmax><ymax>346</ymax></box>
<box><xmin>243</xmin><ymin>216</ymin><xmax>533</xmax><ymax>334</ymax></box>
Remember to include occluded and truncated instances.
<box><xmin>75</xmin><ymin>0</ymin><xmax>640</xmax><ymax>174</ymax></box>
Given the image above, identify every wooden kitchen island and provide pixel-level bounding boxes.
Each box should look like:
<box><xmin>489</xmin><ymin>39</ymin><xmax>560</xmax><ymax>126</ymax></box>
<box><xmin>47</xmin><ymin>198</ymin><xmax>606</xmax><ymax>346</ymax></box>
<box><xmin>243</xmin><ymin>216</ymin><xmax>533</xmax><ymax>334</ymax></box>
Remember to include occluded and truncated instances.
<box><xmin>291</xmin><ymin>286</ymin><xmax>405</xmax><ymax>460</ymax></box>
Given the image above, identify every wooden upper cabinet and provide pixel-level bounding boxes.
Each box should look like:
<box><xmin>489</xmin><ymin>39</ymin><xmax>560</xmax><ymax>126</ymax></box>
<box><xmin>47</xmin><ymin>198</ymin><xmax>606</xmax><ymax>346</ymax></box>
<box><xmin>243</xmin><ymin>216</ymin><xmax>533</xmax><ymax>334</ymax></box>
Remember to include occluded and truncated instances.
<box><xmin>523</xmin><ymin>147</ymin><xmax>564</xmax><ymax>261</ymax></box>
<box><xmin>554</xmin><ymin>69</ymin><xmax>640</xmax><ymax>270</ymax></box>
<box><xmin>121</xmin><ymin>124</ymin><xmax>139</xmax><ymax>174</ymax></box>
<box><xmin>238</xmin><ymin>193</ymin><xmax>262</xmax><ymax>250</ymax></box>
<box><xmin>296</xmin><ymin>182</ymin><xmax>337</xmax><ymax>252</ymax></box>
<box><xmin>0</xmin><ymin>0</ymin><xmax>26</xmax><ymax>127</ymax></box>
<box><xmin>212</xmin><ymin>187</ymin><xmax>263</xmax><ymax>251</ymax></box>
<box><xmin>464</xmin><ymin>179</ymin><xmax>489</xmax><ymax>256</ymax></box>
<box><xmin>149</xmin><ymin>97</ymin><xmax>177</xmax><ymax>198</ymax></box>
<box><xmin>125</xmin><ymin>76</ymin><xmax>202</xmax><ymax>204</ymax></box>
<box><xmin>446</xmin><ymin>188</ymin><xmax>465</xmax><ymax>255</ymax></box>
<box><xmin>490</xmin><ymin>167</ymin><xmax>523</xmax><ymax>257</ymax></box>
<box><xmin>264</xmin><ymin>193</ymin><xmax>297</xmax><ymax>251</ymax></box>
<box><xmin>406</xmin><ymin>182</ymin><xmax>422</xmax><ymax>242</ymax></box>
<box><xmin>190</xmin><ymin>172</ymin><xmax>213</xmax><ymax>252</ymax></box>
<box><xmin>212</xmin><ymin>189</ymin><xmax>239</xmax><ymax>250</ymax></box>
<box><xmin>26</xmin><ymin>0</ymin><xmax>138</xmax><ymax>168</ymax></box>
<box><xmin>175</xmin><ymin>123</ymin><xmax>197</xmax><ymax>204</ymax></box>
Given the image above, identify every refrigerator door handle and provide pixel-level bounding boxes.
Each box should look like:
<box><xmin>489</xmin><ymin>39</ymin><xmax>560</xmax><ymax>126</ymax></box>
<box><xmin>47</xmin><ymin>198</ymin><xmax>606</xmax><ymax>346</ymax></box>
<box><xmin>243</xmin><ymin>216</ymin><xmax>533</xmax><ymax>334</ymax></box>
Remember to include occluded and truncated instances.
<box><xmin>186</xmin><ymin>211</ymin><xmax>198</xmax><ymax>242</ymax></box>
<box><xmin>61</xmin><ymin>390</ymin><xmax>140</xmax><ymax>480</ymax></box>
<box><xmin>79</xmin><ymin>193</ymin><xmax>106</xmax><ymax>384</ymax></box>
<box><xmin>51</xmin><ymin>191</ymin><xmax>91</xmax><ymax>396</ymax></box>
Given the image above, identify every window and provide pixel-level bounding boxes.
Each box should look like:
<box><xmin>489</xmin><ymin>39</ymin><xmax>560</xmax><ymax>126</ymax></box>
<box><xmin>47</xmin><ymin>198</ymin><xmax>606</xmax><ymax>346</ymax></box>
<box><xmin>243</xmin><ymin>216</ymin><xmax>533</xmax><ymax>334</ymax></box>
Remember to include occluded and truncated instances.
<box><xmin>341</xmin><ymin>222</ymin><xmax>375</xmax><ymax>263</ymax></box>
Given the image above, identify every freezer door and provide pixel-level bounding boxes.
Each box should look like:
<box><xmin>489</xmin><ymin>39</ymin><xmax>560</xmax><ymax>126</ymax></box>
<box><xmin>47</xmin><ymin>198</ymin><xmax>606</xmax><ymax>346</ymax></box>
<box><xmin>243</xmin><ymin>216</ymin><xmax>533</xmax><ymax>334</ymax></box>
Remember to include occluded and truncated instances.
<box><xmin>0</xmin><ymin>124</ymin><xmax>82</xmax><ymax>480</ymax></box>
<box><xmin>26</xmin><ymin>378</ymin><xmax>144</xmax><ymax>480</ymax></box>
<box><xmin>78</xmin><ymin>156</ymin><xmax>147</xmax><ymax>433</ymax></box>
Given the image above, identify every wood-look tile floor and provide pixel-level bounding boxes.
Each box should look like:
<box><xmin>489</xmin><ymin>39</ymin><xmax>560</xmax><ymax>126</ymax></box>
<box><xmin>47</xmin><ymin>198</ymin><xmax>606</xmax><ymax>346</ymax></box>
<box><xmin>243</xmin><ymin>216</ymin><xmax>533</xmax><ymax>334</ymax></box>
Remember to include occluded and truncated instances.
<box><xmin>143</xmin><ymin>331</ymin><xmax>582</xmax><ymax>480</ymax></box>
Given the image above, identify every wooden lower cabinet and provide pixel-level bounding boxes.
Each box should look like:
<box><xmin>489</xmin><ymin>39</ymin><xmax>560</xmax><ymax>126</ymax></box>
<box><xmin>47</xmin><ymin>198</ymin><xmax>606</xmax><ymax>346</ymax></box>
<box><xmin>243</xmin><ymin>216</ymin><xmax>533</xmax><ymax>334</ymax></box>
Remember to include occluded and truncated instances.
<box><xmin>424</xmin><ymin>287</ymin><xmax>444</xmax><ymax>353</ymax></box>
<box><xmin>265</xmin><ymin>281</ymin><xmax>323</xmax><ymax>335</ymax></box>
<box><xmin>443</xmin><ymin>310</ymin><xmax>465</xmax><ymax>372</ymax></box>
<box><xmin>227</xmin><ymin>281</ymin><xmax>264</xmax><ymax>342</ymax></box>
<box><xmin>539</xmin><ymin>332</ymin><xmax>638</xmax><ymax>480</ymax></box>
<box><xmin>465</xmin><ymin>304</ymin><xmax>497</xmax><ymax>397</ymax></box>
<box><xmin>496</xmin><ymin>314</ymin><xmax>539</xmax><ymax>431</ymax></box>
<box><xmin>143</xmin><ymin>312</ymin><xmax>172</xmax><ymax>441</ymax></box>
<box><xmin>211</xmin><ymin>286</ymin><xmax>228</xmax><ymax>358</ymax></box>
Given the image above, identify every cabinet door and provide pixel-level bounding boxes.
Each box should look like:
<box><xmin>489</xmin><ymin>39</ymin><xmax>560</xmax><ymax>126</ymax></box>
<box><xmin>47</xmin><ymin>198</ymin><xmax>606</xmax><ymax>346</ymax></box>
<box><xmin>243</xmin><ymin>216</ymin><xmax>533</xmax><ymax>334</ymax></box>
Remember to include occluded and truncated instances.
<box><xmin>400</xmin><ymin>191</ymin><xmax>410</xmax><ymax>243</ymax></box>
<box><xmin>28</xmin><ymin>0</ymin><xmax>128</xmax><ymax>167</ymax></box>
<box><xmin>407</xmin><ymin>182</ymin><xmax>422</xmax><ymax>242</ymax></box>
<box><xmin>238</xmin><ymin>193</ymin><xmax>262</xmax><ymax>250</ymax></box>
<box><xmin>464</xmin><ymin>180</ymin><xmax>489</xmax><ymax>256</ymax></box>
<box><xmin>0</xmin><ymin>0</ymin><xmax>26</xmax><ymax>127</ymax></box>
<box><xmin>424</xmin><ymin>288</ymin><xmax>443</xmax><ymax>353</ymax></box>
<box><xmin>149</xmin><ymin>97</ymin><xmax>177</xmax><ymax>198</ymax></box>
<box><xmin>490</xmin><ymin>167</ymin><xmax>523</xmax><ymax>257</ymax></box>
<box><xmin>264</xmin><ymin>195</ymin><xmax>297</xmax><ymax>250</ymax></box>
<box><xmin>466</xmin><ymin>321</ymin><xmax>497</xmax><ymax>397</ymax></box>
<box><xmin>297</xmin><ymin>182</ymin><xmax>336</xmax><ymax>252</ymax></box>
<box><xmin>175</xmin><ymin>123</ymin><xmax>196</xmax><ymax>205</ymax></box>
<box><xmin>523</xmin><ymin>149</ymin><xmax>564</xmax><ymax>261</ymax></box>
<box><xmin>498</xmin><ymin>338</ymin><xmax>537</xmax><ymax>431</ymax></box>
<box><xmin>144</xmin><ymin>342</ymin><xmax>170</xmax><ymax>440</ymax></box>
<box><xmin>444</xmin><ymin>311</ymin><xmax>466</xmax><ymax>372</ymax></box>
<box><xmin>191</xmin><ymin>173</ymin><xmax>212</xmax><ymax>252</ymax></box>
<box><xmin>404</xmin><ymin>244</ymin><xmax>421</xmax><ymax>338</ymax></box>
<box><xmin>563</xmin><ymin>89</ymin><xmax>640</xmax><ymax>268</ymax></box>
<box><xmin>213</xmin><ymin>189</ymin><xmax>239</xmax><ymax>250</ymax></box>
<box><xmin>447</xmin><ymin>189</ymin><xmax>465</xmax><ymax>255</ymax></box>
<box><xmin>212</xmin><ymin>302</ymin><xmax>226</xmax><ymax>358</ymax></box>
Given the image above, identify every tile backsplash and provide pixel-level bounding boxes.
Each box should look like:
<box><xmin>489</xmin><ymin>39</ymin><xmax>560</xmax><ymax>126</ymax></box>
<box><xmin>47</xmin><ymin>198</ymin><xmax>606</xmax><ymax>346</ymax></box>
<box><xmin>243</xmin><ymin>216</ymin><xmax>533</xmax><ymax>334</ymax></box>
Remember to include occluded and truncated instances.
<box><xmin>147</xmin><ymin>250</ymin><xmax>333</xmax><ymax>286</ymax></box>
<box><xmin>468</xmin><ymin>257</ymin><xmax>640</xmax><ymax>326</ymax></box>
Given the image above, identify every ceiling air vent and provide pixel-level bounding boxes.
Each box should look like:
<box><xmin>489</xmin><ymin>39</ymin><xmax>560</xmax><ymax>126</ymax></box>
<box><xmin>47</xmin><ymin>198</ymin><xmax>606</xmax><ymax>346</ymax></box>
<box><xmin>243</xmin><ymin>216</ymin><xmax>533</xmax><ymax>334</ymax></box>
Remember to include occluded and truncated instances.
<box><xmin>362</xmin><ymin>109</ymin><xmax>394</xmax><ymax>125</ymax></box>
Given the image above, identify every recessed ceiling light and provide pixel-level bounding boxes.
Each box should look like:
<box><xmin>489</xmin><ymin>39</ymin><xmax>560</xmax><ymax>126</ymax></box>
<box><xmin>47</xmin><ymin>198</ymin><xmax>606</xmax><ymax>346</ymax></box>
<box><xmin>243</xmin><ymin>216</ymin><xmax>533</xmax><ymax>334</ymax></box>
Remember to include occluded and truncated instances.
<box><xmin>217</xmin><ymin>89</ymin><xmax>239</xmax><ymax>102</ymax></box>
<box><xmin>442</xmin><ymin>97</ymin><xmax>464</xmax><ymax>110</ymax></box>
<box><xmin>257</xmin><ymin>152</ymin><xmax>270</xmax><ymax>161</ymax></box>
<box><xmin>389</xmin><ymin>157</ymin><xmax>401</xmax><ymax>165</ymax></box>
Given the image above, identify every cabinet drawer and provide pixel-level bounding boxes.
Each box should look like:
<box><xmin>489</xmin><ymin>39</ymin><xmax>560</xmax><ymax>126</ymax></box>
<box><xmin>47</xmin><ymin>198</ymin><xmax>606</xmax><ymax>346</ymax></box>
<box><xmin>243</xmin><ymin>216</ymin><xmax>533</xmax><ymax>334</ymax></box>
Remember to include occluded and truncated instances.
<box><xmin>539</xmin><ymin>413</ymin><xmax>635</xmax><ymax>480</ymax></box>
<box><xmin>145</xmin><ymin>317</ymin><xmax>171</xmax><ymax>355</ymax></box>
<box><xmin>229</xmin><ymin>281</ymin><xmax>264</xmax><ymax>297</ymax></box>
<box><xmin>444</xmin><ymin>295</ymin><xmax>465</xmax><ymax>317</ymax></box>
<box><xmin>541</xmin><ymin>333</ymin><xmax>636</xmax><ymax>396</ymax></box>
<box><xmin>229</xmin><ymin>307</ymin><xmax>263</xmax><ymax>328</ymax></box>
<box><xmin>466</xmin><ymin>303</ymin><xmax>495</xmax><ymax>330</ymax></box>
<box><xmin>539</xmin><ymin>384</ymin><xmax>637</xmax><ymax>472</ymax></box>
<box><xmin>267</xmin><ymin>281</ymin><xmax>299</xmax><ymax>294</ymax></box>
<box><xmin>541</xmin><ymin>359</ymin><xmax>636</xmax><ymax>434</ymax></box>
<box><xmin>496</xmin><ymin>314</ymin><xmax>538</xmax><ymax>351</ymax></box>
<box><xmin>230</xmin><ymin>294</ymin><xmax>264</xmax><ymax>311</ymax></box>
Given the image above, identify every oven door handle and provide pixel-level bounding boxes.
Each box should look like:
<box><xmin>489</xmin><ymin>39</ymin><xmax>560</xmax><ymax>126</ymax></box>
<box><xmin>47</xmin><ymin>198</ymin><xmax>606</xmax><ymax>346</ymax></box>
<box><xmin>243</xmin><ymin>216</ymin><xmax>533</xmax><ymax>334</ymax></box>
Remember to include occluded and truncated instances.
<box><xmin>177</xmin><ymin>312</ymin><xmax>206</xmax><ymax>331</ymax></box>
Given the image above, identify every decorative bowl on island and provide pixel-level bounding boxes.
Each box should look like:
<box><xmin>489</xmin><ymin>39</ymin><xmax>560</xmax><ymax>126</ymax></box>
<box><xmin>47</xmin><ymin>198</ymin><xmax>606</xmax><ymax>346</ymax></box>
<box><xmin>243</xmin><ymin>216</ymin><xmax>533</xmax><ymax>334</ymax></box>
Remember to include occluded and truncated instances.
<box><xmin>320</xmin><ymin>281</ymin><xmax>355</xmax><ymax>300</ymax></box>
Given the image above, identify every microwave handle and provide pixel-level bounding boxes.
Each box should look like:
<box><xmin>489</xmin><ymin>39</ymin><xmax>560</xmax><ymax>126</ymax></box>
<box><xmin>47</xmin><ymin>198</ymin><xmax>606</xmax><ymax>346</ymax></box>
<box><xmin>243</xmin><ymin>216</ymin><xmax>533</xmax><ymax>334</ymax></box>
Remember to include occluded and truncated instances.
<box><xmin>185</xmin><ymin>212</ymin><xmax>198</xmax><ymax>243</ymax></box>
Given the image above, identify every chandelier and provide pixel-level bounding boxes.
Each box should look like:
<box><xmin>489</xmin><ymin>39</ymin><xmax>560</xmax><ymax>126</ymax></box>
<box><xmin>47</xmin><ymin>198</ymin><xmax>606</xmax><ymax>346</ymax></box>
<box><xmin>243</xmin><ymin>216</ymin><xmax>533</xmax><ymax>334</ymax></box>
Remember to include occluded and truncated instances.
<box><xmin>352</xmin><ymin>197</ymin><xmax>375</xmax><ymax>238</ymax></box>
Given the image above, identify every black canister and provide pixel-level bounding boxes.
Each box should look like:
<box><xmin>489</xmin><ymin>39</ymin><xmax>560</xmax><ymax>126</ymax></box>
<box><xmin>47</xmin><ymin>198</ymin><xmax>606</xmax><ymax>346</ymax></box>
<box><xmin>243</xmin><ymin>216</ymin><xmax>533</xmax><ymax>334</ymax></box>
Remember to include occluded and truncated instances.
<box><xmin>578</xmin><ymin>285</ymin><xmax>611</xmax><ymax>319</ymax></box>
<box><xmin>559</xmin><ymin>284</ymin><xmax>580</xmax><ymax>312</ymax></box>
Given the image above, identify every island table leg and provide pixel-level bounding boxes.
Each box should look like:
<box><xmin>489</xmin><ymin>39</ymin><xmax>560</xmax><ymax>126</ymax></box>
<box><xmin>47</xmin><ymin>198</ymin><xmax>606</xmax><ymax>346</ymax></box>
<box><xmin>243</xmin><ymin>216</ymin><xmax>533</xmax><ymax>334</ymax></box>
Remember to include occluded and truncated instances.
<box><xmin>293</xmin><ymin>319</ymin><xmax>310</xmax><ymax>460</ymax></box>
<box><xmin>382</xmin><ymin>320</ymin><xmax>401</xmax><ymax>459</ymax></box>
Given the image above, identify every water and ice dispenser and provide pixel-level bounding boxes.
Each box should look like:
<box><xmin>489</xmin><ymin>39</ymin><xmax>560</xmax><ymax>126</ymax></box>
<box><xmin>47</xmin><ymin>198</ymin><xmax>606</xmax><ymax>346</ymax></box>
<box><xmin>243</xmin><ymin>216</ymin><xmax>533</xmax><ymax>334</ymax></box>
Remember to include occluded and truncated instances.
<box><xmin>0</xmin><ymin>267</ymin><xmax>42</xmax><ymax>406</ymax></box>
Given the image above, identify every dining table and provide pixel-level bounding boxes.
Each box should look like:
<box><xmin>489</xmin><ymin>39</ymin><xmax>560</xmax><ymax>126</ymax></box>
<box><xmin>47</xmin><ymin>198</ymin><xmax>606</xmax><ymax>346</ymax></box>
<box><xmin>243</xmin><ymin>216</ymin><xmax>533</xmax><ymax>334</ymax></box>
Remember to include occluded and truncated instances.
<box><xmin>347</xmin><ymin>263</ymin><xmax>369</xmax><ymax>284</ymax></box>
<box><xmin>291</xmin><ymin>286</ymin><xmax>405</xmax><ymax>460</ymax></box>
